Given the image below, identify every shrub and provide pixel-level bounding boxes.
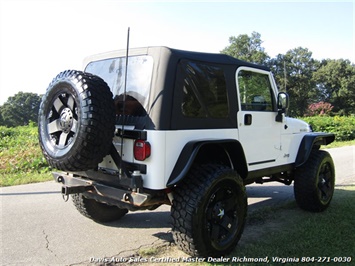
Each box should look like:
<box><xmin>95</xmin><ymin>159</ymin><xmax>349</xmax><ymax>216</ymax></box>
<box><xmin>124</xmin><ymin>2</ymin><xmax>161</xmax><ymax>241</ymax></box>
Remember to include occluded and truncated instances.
<box><xmin>305</xmin><ymin>101</ymin><xmax>333</xmax><ymax>116</ymax></box>
<box><xmin>301</xmin><ymin>116</ymin><xmax>355</xmax><ymax>141</ymax></box>
<box><xmin>0</xmin><ymin>126</ymin><xmax>51</xmax><ymax>174</ymax></box>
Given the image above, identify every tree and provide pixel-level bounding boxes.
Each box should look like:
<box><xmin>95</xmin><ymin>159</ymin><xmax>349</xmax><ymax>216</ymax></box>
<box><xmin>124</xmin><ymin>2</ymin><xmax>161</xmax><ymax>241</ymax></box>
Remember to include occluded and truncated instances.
<box><xmin>270</xmin><ymin>47</ymin><xmax>320</xmax><ymax>117</ymax></box>
<box><xmin>221</xmin><ymin>32</ymin><xmax>354</xmax><ymax>116</ymax></box>
<box><xmin>312</xmin><ymin>59</ymin><xmax>355</xmax><ymax>115</ymax></box>
<box><xmin>0</xmin><ymin>92</ymin><xmax>41</xmax><ymax>127</ymax></box>
<box><xmin>221</xmin><ymin>32</ymin><xmax>270</xmax><ymax>65</ymax></box>
<box><xmin>0</xmin><ymin>106</ymin><xmax>4</xmax><ymax>125</ymax></box>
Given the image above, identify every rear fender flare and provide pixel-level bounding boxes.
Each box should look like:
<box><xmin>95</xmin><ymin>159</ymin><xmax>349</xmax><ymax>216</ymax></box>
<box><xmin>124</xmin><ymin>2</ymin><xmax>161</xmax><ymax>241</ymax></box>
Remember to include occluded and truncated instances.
<box><xmin>295</xmin><ymin>133</ymin><xmax>335</xmax><ymax>167</ymax></box>
<box><xmin>166</xmin><ymin>139</ymin><xmax>248</xmax><ymax>187</ymax></box>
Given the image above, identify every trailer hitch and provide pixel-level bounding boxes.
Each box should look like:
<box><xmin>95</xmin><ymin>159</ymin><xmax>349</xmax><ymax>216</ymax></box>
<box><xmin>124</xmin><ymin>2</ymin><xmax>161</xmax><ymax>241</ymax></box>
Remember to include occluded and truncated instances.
<box><xmin>55</xmin><ymin>174</ymin><xmax>93</xmax><ymax>201</ymax></box>
<box><xmin>60</xmin><ymin>185</ymin><xmax>93</xmax><ymax>202</ymax></box>
<box><xmin>61</xmin><ymin>185</ymin><xmax>93</xmax><ymax>196</ymax></box>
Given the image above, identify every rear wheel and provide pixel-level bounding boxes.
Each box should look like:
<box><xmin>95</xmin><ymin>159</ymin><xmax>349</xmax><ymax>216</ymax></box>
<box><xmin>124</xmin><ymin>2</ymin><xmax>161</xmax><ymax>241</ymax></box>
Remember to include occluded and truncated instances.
<box><xmin>171</xmin><ymin>164</ymin><xmax>247</xmax><ymax>257</ymax></box>
<box><xmin>294</xmin><ymin>150</ymin><xmax>335</xmax><ymax>212</ymax></box>
<box><xmin>72</xmin><ymin>193</ymin><xmax>128</xmax><ymax>223</ymax></box>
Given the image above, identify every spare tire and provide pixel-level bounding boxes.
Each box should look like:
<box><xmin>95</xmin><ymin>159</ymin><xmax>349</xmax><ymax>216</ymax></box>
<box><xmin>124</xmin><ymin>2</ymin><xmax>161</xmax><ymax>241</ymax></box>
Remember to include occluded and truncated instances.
<box><xmin>38</xmin><ymin>70</ymin><xmax>115</xmax><ymax>171</ymax></box>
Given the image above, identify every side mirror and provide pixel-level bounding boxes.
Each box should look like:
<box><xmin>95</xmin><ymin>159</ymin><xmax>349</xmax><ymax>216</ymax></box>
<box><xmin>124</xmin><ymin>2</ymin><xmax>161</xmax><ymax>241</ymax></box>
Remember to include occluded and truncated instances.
<box><xmin>277</xmin><ymin>92</ymin><xmax>289</xmax><ymax>111</ymax></box>
<box><xmin>276</xmin><ymin>92</ymin><xmax>289</xmax><ymax>122</ymax></box>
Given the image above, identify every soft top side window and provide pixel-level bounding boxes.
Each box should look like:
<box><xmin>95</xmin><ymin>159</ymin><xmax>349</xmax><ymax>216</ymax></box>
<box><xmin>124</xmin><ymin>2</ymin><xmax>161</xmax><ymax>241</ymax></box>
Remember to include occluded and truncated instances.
<box><xmin>180</xmin><ymin>60</ymin><xmax>229</xmax><ymax>118</ymax></box>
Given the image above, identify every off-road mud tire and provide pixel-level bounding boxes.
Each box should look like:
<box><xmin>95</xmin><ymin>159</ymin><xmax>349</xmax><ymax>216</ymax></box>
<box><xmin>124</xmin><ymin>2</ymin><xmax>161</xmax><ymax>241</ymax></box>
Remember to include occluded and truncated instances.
<box><xmin>72</xmin><ymin>193</ymin><xmax>128</xmax><ymax>223</ymax></box>
<box><xmin>294</xmin><ymin>150</ymin><xmax>335</xmax><ymax>212</ymax></box>
<box><xmin>171</xmin><ymin>164</ymin><xmax>247</xmax><ymax>257</ymax></box>
<box><xmin>38</xmin><ymin>70</ymin><xmax>115</xmax><ymax>171</ymax></box>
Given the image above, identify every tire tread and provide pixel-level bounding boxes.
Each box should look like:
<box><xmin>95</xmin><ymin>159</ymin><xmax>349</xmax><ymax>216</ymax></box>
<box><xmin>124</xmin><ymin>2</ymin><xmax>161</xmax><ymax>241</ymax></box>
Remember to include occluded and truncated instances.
<box><xmin>294</xmin><ymin>150</ymin><xmax>335</xmax><ymax>212</ymax></box>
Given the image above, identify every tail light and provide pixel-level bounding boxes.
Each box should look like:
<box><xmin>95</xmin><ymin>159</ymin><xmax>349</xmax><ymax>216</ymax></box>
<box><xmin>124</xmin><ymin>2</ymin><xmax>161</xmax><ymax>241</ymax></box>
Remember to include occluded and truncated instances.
<box><xmin>134</xmin><ymin>140</ymin><xmax>151</xmax><ymax>161</ymax></box>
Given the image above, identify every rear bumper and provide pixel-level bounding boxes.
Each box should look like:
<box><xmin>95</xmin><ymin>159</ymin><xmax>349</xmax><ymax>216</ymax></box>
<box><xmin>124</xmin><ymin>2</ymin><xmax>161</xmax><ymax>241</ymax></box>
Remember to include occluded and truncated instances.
<box><xmin>53</xmin><ymin>172</ymin><xmax>151</xmax><ymax>211</ymax></box>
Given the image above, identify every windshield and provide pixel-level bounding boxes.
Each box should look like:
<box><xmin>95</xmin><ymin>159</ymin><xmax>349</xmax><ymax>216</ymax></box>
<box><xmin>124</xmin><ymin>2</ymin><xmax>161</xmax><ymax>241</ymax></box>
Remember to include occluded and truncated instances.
<box><xmin>85</xmin><ymin>55</ymin><xmax>153</xmax><ymax>113</ymax></box>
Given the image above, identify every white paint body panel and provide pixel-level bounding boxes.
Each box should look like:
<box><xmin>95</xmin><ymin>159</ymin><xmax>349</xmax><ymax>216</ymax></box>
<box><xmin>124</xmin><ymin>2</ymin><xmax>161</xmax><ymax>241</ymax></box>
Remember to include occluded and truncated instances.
<box><xmin>100</xmin><ymin>122</ymin><xmax>309</xmax><ymax>190</ymax></box>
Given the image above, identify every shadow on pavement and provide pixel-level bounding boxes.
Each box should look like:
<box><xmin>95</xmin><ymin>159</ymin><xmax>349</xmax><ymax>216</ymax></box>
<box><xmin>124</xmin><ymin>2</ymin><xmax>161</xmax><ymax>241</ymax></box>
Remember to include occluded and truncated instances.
<box><xmin>0</xmin><ymin>191</ymin><xmax>60</xmax><ymax>196</ymax></box>
<box><xmin>101</xmin><ymin>184</ymin><xmax>296</xmax><ymax>230</ymax></box>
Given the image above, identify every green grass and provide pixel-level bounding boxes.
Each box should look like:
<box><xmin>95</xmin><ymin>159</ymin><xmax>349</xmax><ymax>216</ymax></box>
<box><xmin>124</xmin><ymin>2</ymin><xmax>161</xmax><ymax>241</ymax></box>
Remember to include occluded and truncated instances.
<box><xmin>227</xmin><ymin>186</ymin><xmax>355</xmax><ymax>266</ymax></box>
<box><xmin>0</xmin><ymin>124</ymin><xmax>52</xmax><ymax>187</ymax></box>
<box><xmin>323</xmin><ymin>139</ymin><xmax>355</xmax><ymax>149</ymax></box>
<box><xmin>0</xmin><ymin>172</ymin><xmax>53</xmax><ymax>187</ymax></box>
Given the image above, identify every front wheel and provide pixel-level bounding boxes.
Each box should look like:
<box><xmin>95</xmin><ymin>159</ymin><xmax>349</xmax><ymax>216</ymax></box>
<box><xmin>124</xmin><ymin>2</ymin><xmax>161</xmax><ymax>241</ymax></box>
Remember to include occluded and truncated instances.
<box><xmin>171</xmin><ymin>164</ymin><xmax>247</xmax><ymax>257</ymax></box>
<box><xmin>294</xmin><ymin>150</ymin><xmax>335</xmax><ymax>212</ymax></box>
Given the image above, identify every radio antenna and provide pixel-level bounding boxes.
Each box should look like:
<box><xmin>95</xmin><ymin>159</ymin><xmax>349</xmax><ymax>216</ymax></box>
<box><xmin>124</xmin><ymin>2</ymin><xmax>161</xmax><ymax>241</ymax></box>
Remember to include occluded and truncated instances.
<box><xmin>120</xmin><ymin>27</ymin><xmax>130</xmax><ymax>174</ymax></box>
<box><xmin>123</xmin><ymin>27</ymin><xmax>130</xmax><ymax>107</ymax></box>
<box><xmin>284</xmin><ymin>60</ymin><xmax>287</xmax><ymax>92</ymax></box>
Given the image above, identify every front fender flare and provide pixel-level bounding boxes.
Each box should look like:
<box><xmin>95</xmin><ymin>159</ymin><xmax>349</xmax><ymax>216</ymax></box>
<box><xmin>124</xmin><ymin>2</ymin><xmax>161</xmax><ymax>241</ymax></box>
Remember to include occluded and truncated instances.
<box><xmin>295</xmin><ymin>133</ymin><xmax>335</xmax><ymax>167</ymax></box>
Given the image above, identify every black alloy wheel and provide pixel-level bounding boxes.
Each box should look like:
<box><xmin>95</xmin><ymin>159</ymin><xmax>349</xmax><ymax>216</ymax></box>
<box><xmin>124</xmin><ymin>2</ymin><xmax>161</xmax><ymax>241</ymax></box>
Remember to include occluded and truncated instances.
<box><xmin>204</xmin><ymin>178</ymin><xmax>242</xmax><ymax>251</ymax></box>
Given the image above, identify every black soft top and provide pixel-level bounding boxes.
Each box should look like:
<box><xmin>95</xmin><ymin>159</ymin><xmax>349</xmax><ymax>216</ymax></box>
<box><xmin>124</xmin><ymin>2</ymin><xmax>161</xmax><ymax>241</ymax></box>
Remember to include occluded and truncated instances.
<box><xmin>165</xmin><ymin>47</ymin><xmax>270</xmax><ymax>71</ymax></box>
<box><xmin>84</xmin><ymin>46</ymin><xmax>269</xmax><ymax>71</ymax></box>
<box><xmin>84</xmin><ymin>46</ymin><xmax>271</xmax><ymax>130</ymax></box>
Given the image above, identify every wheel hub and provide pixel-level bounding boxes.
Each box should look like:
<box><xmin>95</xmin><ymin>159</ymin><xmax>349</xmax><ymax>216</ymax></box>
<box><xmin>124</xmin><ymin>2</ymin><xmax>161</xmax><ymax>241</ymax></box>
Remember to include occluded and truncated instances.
<box><xmin>217</xmin><ymin>208</ymin><xmax>225</xmax><ymax>219</ymax></box>
<box><xmin>59</xmin><ymin>108</ymin><xmax>74</xmax><ymax>133</ymax></box>
<box><xmin>212</xmin><ymin>202</ymin><xmax>225</xmax><ymax>220</ymax></box>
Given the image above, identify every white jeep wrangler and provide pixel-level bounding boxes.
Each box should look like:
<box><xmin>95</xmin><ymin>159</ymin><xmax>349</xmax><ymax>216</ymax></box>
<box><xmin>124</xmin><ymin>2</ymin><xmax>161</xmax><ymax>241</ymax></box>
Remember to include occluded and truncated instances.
<box><xmin>38</xmin><ymin>47</ymin><xmax>335</xmax><ymax>257</ymax></box>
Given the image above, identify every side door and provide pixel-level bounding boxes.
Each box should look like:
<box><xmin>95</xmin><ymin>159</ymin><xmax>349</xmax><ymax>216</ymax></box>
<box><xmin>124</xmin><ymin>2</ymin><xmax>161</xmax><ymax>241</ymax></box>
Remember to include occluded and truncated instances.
<box><xmin>236</xmin><ymin>67</ymin><xmax>282</xmax><ymax>171</ymax></box>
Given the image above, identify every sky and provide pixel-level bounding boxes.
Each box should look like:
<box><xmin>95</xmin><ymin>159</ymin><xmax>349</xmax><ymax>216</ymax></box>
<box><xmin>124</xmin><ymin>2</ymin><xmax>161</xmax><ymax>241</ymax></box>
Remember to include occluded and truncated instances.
<box><xmin>0</xmin><ymin>0</ymin><xmax>354</xmax><ymax>105</ymax></box>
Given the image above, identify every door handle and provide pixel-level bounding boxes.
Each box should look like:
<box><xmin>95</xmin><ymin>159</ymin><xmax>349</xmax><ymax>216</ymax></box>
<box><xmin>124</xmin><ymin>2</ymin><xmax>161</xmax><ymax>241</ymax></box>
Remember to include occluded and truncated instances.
<box><xmin>244</xmin><ymin>114</ymin><xmax>252</xmax><ymax>125</ymax></box>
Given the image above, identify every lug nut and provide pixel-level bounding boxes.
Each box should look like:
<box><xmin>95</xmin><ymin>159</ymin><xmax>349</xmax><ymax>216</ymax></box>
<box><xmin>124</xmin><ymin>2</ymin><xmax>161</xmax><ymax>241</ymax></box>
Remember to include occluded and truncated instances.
<box><xmin>123</xmin><ymin>193</ymin><xmax>130</xmax><ymax>201</ymax></box>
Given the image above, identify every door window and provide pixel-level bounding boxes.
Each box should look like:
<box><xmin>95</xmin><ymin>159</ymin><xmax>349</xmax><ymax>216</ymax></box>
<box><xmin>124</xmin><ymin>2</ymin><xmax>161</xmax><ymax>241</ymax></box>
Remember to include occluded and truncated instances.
<box><xmin>237</xmin><ymin>70</ymin><xmax>275</xmax><ymax>112</ymax></box>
